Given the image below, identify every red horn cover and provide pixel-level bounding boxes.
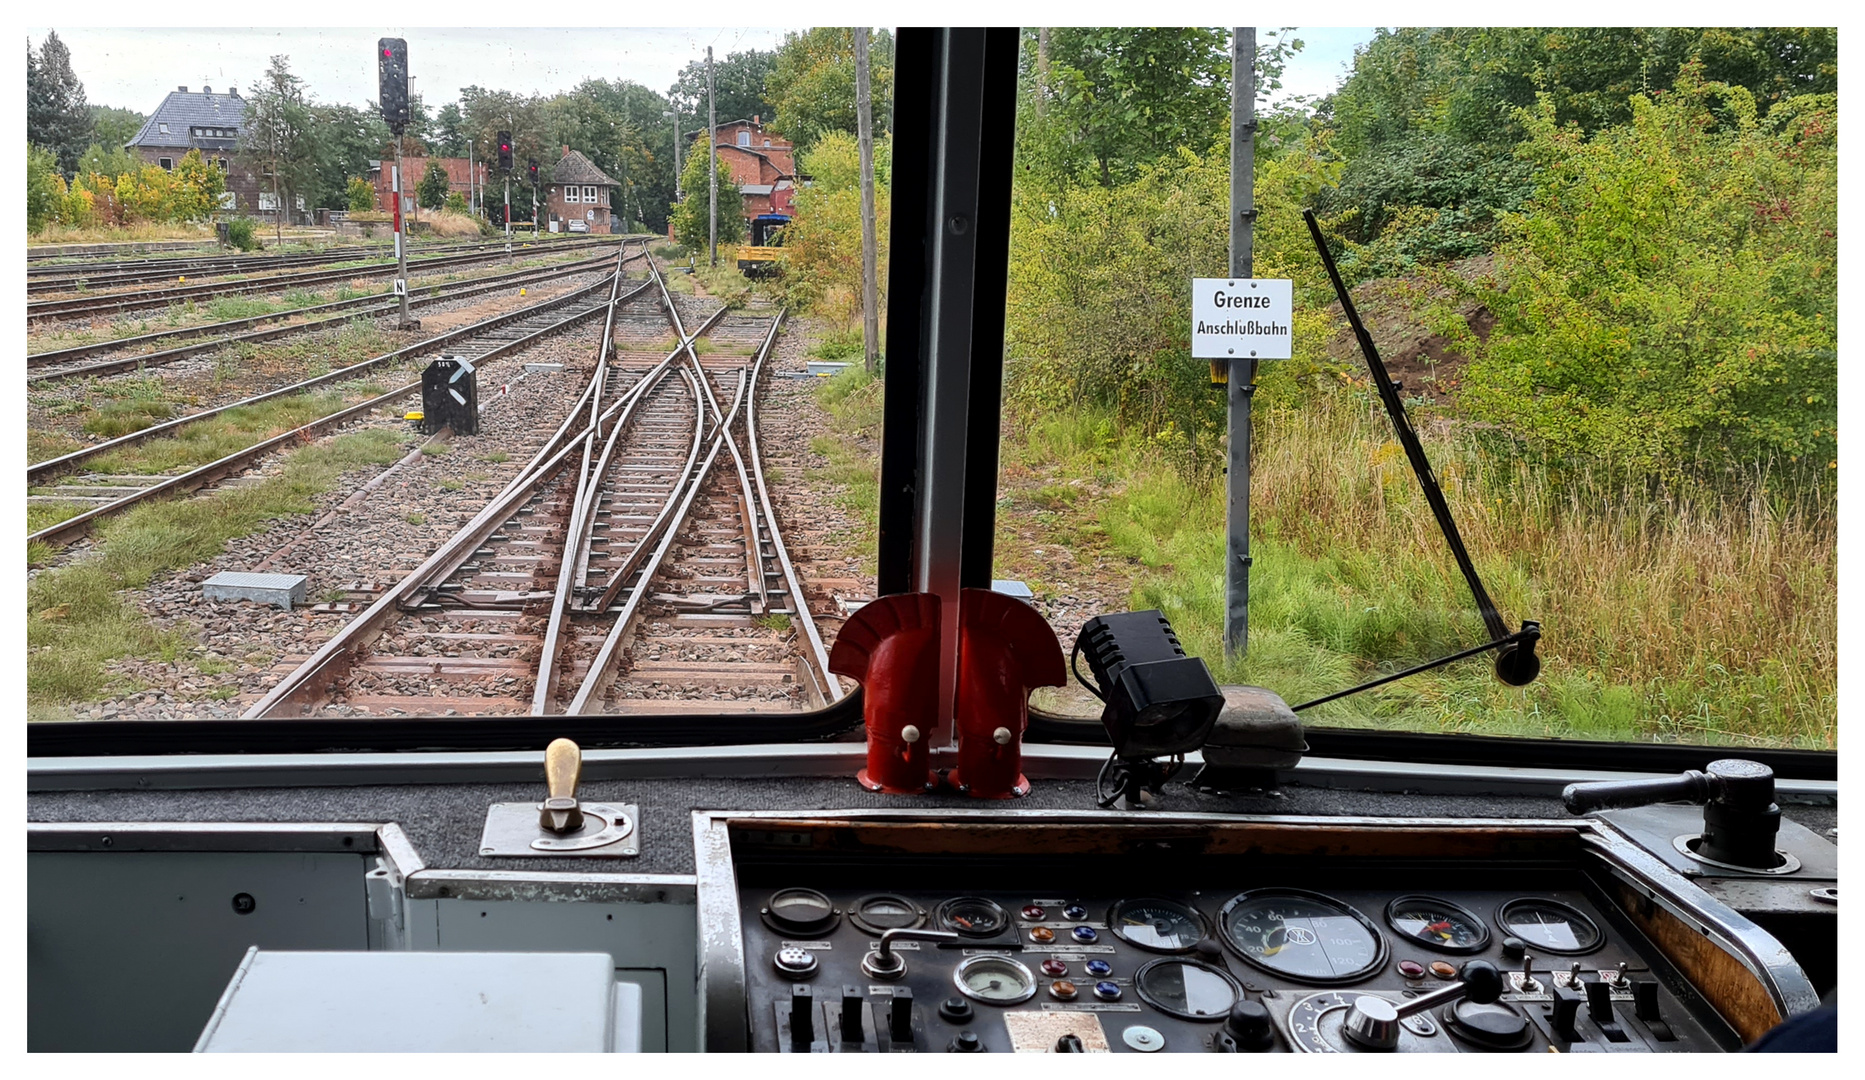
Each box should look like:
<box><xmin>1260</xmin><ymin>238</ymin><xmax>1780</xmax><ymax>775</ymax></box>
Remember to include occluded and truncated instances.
<box><xmin>827</xmin><ymin>593</ymin><xmax>942</xmax><ymax>794</ymax></box>
<box><xmin>948</xmin><ymin>588</ymin><xmax>1065</xmax><ymax>799</ymax></box>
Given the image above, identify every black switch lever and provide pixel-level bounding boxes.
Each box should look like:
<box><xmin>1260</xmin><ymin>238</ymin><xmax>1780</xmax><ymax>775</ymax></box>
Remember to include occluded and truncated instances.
<box><xmin>1056</xmin><ymin>1034</ymin><xmax>1085</xmax><ymax>1052</ymax></box>
<box><xmin>1584</xmin><ymin>978</ymin><xmax>1614</xmax><ymax>1022</ymax></box>
<box><xmin>1562</xmin><ymin>759</ymin><xmax>1782</xmax><ymax>869</ymax></box>
<box><xmin>1550</xmin><ymin>984</ymin><xmax>1586</xmax><ymax>1042</ymax></box>
<box><xmin>840</xmin><ymin>985</ymin><xmax>866</xmax><ymax>1044</ymax></box>
<box><xmin>889</xmin><ymin>988</ymin><xmax>916</xmax><ymax>1046</ymax></box>
<box><xmin>790</xmin><ymin>985</ymin><xmax>815</xmax><ymax>1050</ymax></box>
<box><xmin>1632</xmin><ymin>979</ymin><xmax>1677</xmax><ymax>1041</ymax></box>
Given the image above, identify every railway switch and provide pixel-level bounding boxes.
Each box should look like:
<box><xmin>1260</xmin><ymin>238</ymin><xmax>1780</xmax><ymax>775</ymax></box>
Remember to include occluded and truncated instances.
<box><xmin>420</xmin><ymin>353</ymin><xmax>479</xmax><ymax>436</ymax></box>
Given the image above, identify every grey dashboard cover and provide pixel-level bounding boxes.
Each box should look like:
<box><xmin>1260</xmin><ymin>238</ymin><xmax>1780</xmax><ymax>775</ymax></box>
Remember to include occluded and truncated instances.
<box><xmin>194</xmin><ymin>948</ymin><xmax>639</xmax><ymax>1052</ymax></box>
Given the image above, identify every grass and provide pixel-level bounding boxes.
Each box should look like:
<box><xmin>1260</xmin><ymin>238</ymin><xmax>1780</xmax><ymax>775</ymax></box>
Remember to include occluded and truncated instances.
<box><xmin>756</xmin><ymin>613</ymin><xmax>793</xmax><ymax>634</ymax></box>
<box><xmin>806</xmin><ymin>364</ymin><xmax>886</xmax><ymax>572</ymax></box>
<box><xmin>989</xmin><ymin>389</ymin><xmax>1836</xmax><ymax>749</ymax></box>
<box><xmin>81</xmin><ymin>388</ymin><xmax>383</xmax><ymax>476</ymax></box>
<box><xmin>26</xmin><ymin>428</ymin><xmax>405</xmax><ymax>717</ymax></box>
<box><xmin>81</xmin><ymin>396</ymin><xmax>175</xmax><ymax>438</ymax></box>
<box><xmin>28</xmin><ymin>222</ymin><xmax>216</xmax><ymax>246</ymax></box>
<box><xmin>692</xmin><ymin>264</ymin><xmax>754</xmax><ymax>308</ymax></box>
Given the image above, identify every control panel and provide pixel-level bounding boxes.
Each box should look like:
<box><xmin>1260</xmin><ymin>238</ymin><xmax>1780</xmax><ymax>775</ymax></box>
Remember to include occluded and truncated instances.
<box><xmin>735</xmin><ymin>873</ymin><xmax>1739</xmax><ymax>1053</ymax></box>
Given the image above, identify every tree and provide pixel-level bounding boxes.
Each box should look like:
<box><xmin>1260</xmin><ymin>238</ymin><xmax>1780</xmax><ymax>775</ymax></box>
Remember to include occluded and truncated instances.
<box><xmin>28</xmin><ymin>144</ymin><xmax>65</xmax><ymax>231</ymax></box>
<box><xmin>76</xmin><ymin>142</ymin><xmax>139</xmax><ymax>181</ymax></box>
<box><xmin>443</xmin><ymin>190</ymin><xmax>468</xmax><ymax>215</ymax></box>
<box><xmin>433</xmin><ymin>102</ymin><xmax>468</xmax><ymax>157</ymax></box>
<box><xmin>417</xmin><ymin>159</ymin><xmax>450</xmax><ymax>209</ymax></box>
<box><xmin>781</xmin><ymin>132</ymin><xmax>888</xmax><ymax>325</ymax></box>
<box><xmin>668</xmin><ymin>48</ymin><xmax>775</xmax><ymax>138</ymax></box>
<box><xmin>308</xmin><ymin>103</ymin><xmax>388</xmax><ymax>210</ymax></box>
<box><xmin>89</xmin><ymin>106</ymin><xmax>144</xmax><ymax>151</ymax></box>
<box><xmin>1460</xmin><ymin>70</ymin><xmax>1837</xmax><ymax>474</ymax></box>
<box><xmin>27</xmin><ymin>31</ymin><xmax>94</xmax><ymax>177</ymax></box>
<box><xmin>173</xmin><ymin>148</ymin><xmax>226</xmax><ymax>219</ymax></box>
<box><xmin>346</xmin><ymin>177</ymin><xmax>375</xmax><ymax>212</ymax></box>
<box><xmin>238</xmin><ymin>55</ymin><xmax>320</xmax><ymax>239</ymax></box>
<box><xmin>670</xmin><ymin>149</ymin><xmax>742</xmax><ymax>250</ymax></box>
<box><xmin>765</xmin><ymin>29</ymin><xmax>894</xmax><ymax>157</ymax></box>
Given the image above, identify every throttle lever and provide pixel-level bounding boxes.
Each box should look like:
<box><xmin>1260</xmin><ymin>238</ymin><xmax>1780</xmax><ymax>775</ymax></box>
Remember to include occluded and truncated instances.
<box><xmin>861</xmin><ymin>927</ymin><xmax>959</xmax><ymax>980</ymax></box>
<box><xmin>538</xmin><ymin>737</ymin><xmax>585</xmax><ymax>834</ymax></box>
<box><xmin>1562</xmin><ymin>759</ymin><xmax>1781</xmax><ymax>869</ymax></box>
<box><xmin>1343</xmin><ymin>960</ymin><xmax>1502</xmax><ymax>1050</ymax></box>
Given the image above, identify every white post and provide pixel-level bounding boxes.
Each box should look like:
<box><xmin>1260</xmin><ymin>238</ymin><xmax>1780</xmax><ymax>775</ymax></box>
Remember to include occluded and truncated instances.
<box><xmin>707</xmin><ymin>45</ymin><xmax>718</xmax><ymax>268</ymax></box>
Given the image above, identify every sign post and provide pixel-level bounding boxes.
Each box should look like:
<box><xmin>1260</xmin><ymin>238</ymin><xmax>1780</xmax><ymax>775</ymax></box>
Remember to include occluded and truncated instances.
<box><xmin>1223</xmin><ymin>28</ymin><xmax>1255</xmax><ymax>660</ymax></box>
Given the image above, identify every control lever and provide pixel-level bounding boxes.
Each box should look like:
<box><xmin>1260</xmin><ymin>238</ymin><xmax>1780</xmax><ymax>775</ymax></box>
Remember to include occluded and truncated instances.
<box><xmin>862</xmin><ymin>927</ymin><xmax>960</xmax><ymax>980</ymax></box>
<box><xmin>1562</xmin><ymin>759</ymin><xmax>1781</xmax><ymax>869</ymax></box>
<box><xmin>538</xmin><ymin>737</ymin><xmax>585</xmax><ymax>834</ymax></box>
<box><xmin>1343</xmin><ymin>960</ymin><xmax>1503</xmax><ymax>1050</ymax></box>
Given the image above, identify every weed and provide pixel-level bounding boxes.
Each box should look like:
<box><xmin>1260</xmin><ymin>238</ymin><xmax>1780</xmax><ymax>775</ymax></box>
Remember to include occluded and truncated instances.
<box><xmin>482</xmin><ymin>451</ymin><xmax>510</xmax><ymax>464</ymax></box>
<box><xmin>405</xmin><ymin>512</ymin><xmax>426</xmax><ymax>525</ymax></box>
<box><xmin>438</xmin><ymin>478</ymin><xmax>465</xmax><ymax>492</ymax></box>
<box><xmin>756</xmin><ymin>613</ymin><xmax>793</xmax><ymax>634</ymax></box>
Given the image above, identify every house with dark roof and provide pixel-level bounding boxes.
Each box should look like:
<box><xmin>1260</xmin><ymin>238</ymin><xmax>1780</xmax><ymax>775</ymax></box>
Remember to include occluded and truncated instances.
<box><xmin>126</xmin><ymin>85</ymin><xmax>267</xmax><ymax>217</ymax></box>
<box><xmin>545</xmin><ymin>147</ymin><xmax>620</xmax><ymax>234</ymax></box>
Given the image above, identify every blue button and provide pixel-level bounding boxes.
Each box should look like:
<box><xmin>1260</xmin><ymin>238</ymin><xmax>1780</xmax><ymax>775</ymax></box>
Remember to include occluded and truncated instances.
<box><xmin>1094</xmin><ymin>981</ymin><xmax>1122</xmax><ymax>1001</ymax></box>
<box><xmin>1063</xmin><ymin>904</ymin><xmax>1088</xmax><ymax>920</ymax></box>
<box><xmin>1071</xmin><ymin>926</ymin><xmax>1099</xmax><ymax>944</ymax></box>
<box><xmin>1085</xmin><ymin>959</ymin><xmax>1112</xmax><ymax>977</ymax></box>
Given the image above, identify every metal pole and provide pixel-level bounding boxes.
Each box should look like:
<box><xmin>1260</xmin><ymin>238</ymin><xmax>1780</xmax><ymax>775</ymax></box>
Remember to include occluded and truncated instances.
<box><xmin>394</xmin><ymin>133</ymin><xmax>412</xmax><ymax>327</ymax></box>
<box><xmin>468</xmin><ymin>140</ymin><xmax>475</xmax><ymax>217</ymax></box>
<box><xmin>856</xmin><ymin>27</ymin><xmax>880</xmax><ymax>374</ymax></box>
<box><xmin>671</xmin><ymin>111</ymin><xmax>682</xmax><ymax>202</ymax></box>
<box><xmin>1224</xmin><ymin>27</ymin><xmax>1256</xmax><ymax>659</ymax></box>
<box><xmin>707</xmin><ymin>45</ymin><xmax>718</xmax><ymax>268</ymax></box>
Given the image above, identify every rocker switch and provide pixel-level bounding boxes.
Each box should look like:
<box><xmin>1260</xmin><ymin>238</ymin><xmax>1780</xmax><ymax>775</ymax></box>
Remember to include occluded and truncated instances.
<box><xmin>840</xmin><ymin>985</ymin><xmax>866</xmax><ymax>1044</ymax></box>
<box><xmin>889</xmin><ymin>988</ymin><xmax>916</xmax><ymax>1046</ymax></box>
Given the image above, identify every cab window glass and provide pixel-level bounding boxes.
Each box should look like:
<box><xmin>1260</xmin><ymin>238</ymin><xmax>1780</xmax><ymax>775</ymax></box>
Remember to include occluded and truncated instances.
<box><xmin>999</xmin><ymin>27</ymin><xmax>1836</xmax><ymax>750</ymax></box>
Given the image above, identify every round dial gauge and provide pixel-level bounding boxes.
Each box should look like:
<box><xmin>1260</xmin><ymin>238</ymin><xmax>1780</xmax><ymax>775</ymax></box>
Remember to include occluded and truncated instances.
<box><xmin>1385</xmin><ymin>895</ymin><xmax>1491</xmax><ymax>954</ymax></box>
<box><xmin>1496</xmin><ymin>898</ymin><xmax>1602</xmax><ymax>955</ymax></box>
<box><xmin>936</xmin><ymin>896</ymin><xmax>1009</xmax><ymax>937</ymax></box>
<box><xmin>1108</xmin><ymin>897</ymin><xmax>1208</xmax><ymax>953</ymax></box>
<box><xmin>762</xmin><ymin>888</ymin><xmax>838</xmax><ymax>936</ymax></box>
<box><xmin>849</xmin><ymin>893</ymin><xmax>925</xmax><ymax>935</ymax></box>
<box><xmin>1219</xmin><ymin>889</ymin><xmax>1388</xmax><ymax>984</ymax></box>
<box><xmin>953</xmin><ymin>954</ymin><xmax>1037</xmax><ymax>1005</ymax></box>
<box><xmin>1134</xmin><ymin>959</ymin><xmax>1240</xmax><ymax>1021</ymax></box>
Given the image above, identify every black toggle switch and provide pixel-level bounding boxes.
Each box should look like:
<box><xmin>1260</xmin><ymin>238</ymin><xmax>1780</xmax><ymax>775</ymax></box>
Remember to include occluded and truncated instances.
<box><xmin>841</xmin><ymin>985</ymin><xmax>866</xmax><ymax>1044</ymax></box>
<box><xmin>1550</xmin><ymin>985</ymin><xmax>1586</xmax><ymax>1042</ymax></box>
<box><xmin>790</xmin><ymin>985</ymin><xmax>815</xmax><ymax>1050</ymax></box>
<box><xmin>1632</xmin><ymin>979</ymin><xmax>1660</xmax><ymax>1022</ymax></box>
<box><xmin>889</xmin><ymin>988</ymin><xmax>916</xmax><ymax>1046</ymax></box>
<box><xmin>1584</xmin><ymin>978</ymin><xmax>1614</xmax><ymax>1022</ymax></box>
<box><xmin>1631</xmin><ymin>980</ymin><xmax>1676</xmax><ymax>1041</ymax></box>
<box><xmin>1056</xmin><ymin>1034</ymin><xmax>1085</xmax><ymax>1052</ymax></box>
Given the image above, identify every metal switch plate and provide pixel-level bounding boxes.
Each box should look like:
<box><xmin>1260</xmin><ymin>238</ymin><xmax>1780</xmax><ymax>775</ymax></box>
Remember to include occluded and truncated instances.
<box><xmin>479</xmin><ymin>802</ymin><xmax>640</xmax><ymax>858</ymax></box>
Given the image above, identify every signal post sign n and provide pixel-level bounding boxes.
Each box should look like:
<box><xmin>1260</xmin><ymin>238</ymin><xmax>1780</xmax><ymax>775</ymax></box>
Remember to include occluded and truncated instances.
<box><xmin>1192</xmin><ymin>278</ymin><xmax>1293</xmax><ymax>360</ymax></box>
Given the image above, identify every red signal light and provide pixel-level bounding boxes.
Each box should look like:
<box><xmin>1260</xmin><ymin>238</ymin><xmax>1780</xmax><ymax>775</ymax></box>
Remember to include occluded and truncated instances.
<box><xmin>383</xmin><ymin>47</ymin><xmax>393</xmax><ymax>57</ymax></box>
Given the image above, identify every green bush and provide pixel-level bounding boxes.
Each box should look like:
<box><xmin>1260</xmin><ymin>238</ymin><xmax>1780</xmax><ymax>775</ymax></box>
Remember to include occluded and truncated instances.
<box><xmin>225</xmin><ymin>217</ymin><xmax>260</xmax><ymax>251</ymax></box>
<box><xmin>443</xmin><ymin>191</ymin><xmax>468</xmax><ymax>215</ymax></box>
<box><xmin>1460</xmin><ymin>68</ymin><xmax>1837</xmax><ymax>475</ymax></box>
<box><xmin>346</xmin><ymin>177</ymin><xmax>375</xmax><ymax>213</ymax></box>
<box><xmin>27</xmin><ymin>144</ymin><xmax>64</xmax><ymax>232</ymax></box>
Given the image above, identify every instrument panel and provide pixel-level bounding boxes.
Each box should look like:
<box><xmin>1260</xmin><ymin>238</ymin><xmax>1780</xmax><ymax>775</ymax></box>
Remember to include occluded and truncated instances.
<box><xmin>735</xmin><ymin>874</ymin><xmax>1738</xmax><ymax>1053</ymax></box>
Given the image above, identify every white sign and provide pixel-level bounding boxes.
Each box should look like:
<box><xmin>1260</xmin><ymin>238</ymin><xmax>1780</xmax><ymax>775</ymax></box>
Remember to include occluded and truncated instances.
<box><xmin>1192</xmin><ymin>277</ymin><xmax>1292</xmax><ymax>360</ymax></box>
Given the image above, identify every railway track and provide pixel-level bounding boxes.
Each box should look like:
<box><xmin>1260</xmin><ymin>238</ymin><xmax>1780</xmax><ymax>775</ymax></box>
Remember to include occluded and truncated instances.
<box><xmin>23</xmin><ymin>237</ymin><xmax>524</xmax><ymax>292</ymax></box>
<box><xmin>26</xmin><ymin>235</ymin><xmax>631</xmax><ymax>322</ymax></box>
<box><xmin>27</xmin><ymin>247</ymin><xmax>646</xmax><ymax>550</ymax></box>
<box><xmin>27</xmin><ymin>248</ymin><xmax>644</xmax><ymax>382</ymax></box>
<box><xmin>240</xmin><ymin>260</ymin><xmax>841</xmax><ymax>719</ymax></box>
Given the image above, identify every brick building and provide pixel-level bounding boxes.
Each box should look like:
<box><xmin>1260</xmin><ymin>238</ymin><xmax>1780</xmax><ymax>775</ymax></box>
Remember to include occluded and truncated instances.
<box><xmin>371</xmin><ymin>156</ymin><xmax>489</xmax><ymax>214</ymax></box>
<box><xmin>125</xmin><ymin>85</ymin><xmax>265</xmax><ymax>216</ymax></box>
<box><xmin>544</xmin><ymin>147</ymin><xmax>618</xmax><ymax>234</ymax></box>
<box><xmin>701</xmin><ymin>118</ymin><xmax>798</xmax><ymax>220</ymax></box>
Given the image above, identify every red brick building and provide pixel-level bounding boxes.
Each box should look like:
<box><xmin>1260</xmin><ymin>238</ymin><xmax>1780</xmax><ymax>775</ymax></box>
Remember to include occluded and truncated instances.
<box><xmin>372</xmin><ymin>156</ymin><xmax>489</xmax><ymax>214</ymax></box>
<box><xmin>544</xmin><ymin>147</ymin><xmax>619</xmax><ymax>234</ymax></box>
<box><xmin>702</xmin><ymin>118</ymin><xmax>798</xmax><ymax>220</ymax></box>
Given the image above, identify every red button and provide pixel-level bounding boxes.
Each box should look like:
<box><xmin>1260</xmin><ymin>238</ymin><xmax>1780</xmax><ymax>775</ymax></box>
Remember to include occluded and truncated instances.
<box><xmin>1041</xmin><ymin>959</ymin><xmax>1068</xmax><ymax>977</ymax></box>
<box><xmin>1397</xmin><ymin>960</ymin><xmax>1426</xmax><ymax>979</ymax></box>
<box><xmin>1021</xmin><ymin>905</ymin><xmax>1047</xmax><ymax>921</ymax></box>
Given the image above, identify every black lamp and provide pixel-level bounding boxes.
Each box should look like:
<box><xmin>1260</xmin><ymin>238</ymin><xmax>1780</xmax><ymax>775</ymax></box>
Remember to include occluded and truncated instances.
<box><xmin>1074</xmin><ymin>611</ymin><xmax>1225</xmax><ymax>806</ymax></box>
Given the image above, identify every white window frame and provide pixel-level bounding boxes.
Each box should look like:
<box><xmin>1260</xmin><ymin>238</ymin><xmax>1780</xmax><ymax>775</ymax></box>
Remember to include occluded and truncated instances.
<box><xmin>585</xmin><ymin>185</ymin><xmax>597</xmax><ymax>203</ymax></box>
<box><xmin>158</xmin><ymin>122</ymin><xmax>169</xmax><ymax>134</ymax></box>
<box><xmin>738</xmin><ymin>130</ymin><xmax>751</xmax><ymax>147</ymax></box>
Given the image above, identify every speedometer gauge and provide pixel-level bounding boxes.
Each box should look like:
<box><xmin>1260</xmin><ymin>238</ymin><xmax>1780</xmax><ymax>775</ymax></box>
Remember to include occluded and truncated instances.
<box><xmin>1218</xmin><ymin>889</ymin><xmax>1388</xmax><ymax>984</ymax></box>
<box><xmin>1385</xmin><ymin>895</ymin><xmax>1490</xmax><ymax>953</ymax></box>
<box><xmin>1108</xmin><ymin>898</ymin><xmax>1207</xmax><ymax>953</ymax></box>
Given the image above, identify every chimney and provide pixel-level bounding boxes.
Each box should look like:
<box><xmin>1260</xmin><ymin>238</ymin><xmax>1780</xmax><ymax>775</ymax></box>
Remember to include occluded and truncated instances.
<box><xmin>203</xmin><ymin>85</ymin><xmax>212</xmax><ymax>94</ymax></box>
<box><xmin>753</xmin><ymin>115</ymin><xmax>760</xmax><ymax>127</ymax></box>
<box><xmin>230</xmin><ymin>87</ymin><xmax>240</xmax><ymax>98</ymax></box>
<box><xmin>178</xmin><ymin>85</ymin><xmax>189</xmax><ymax>92</ymax></box>
<box><xmin>562</xmin><ymin>145</ymin><xmax>570</xmax><ymax>158</ymax></box>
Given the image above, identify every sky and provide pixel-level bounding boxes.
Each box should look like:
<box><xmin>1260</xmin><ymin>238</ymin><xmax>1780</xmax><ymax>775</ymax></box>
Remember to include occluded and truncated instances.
<box><xmin>24</xmin><ymin>24</ymin><xmax>1376</xmax><ymax>115</ymax></box>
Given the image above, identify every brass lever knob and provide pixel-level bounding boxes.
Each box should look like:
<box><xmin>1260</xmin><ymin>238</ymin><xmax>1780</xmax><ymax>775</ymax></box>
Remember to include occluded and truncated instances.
<box><xmin>539</xmin><ymin>738</ymin><xmax>586</xmax><ymax>834</ymax></box>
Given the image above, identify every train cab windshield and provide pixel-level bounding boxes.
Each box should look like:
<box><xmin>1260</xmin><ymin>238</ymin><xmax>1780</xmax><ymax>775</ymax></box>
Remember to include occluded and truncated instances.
<box><xmin>24</xmin><ymin>24</ymin><xmax>1836</xmax><ymax>1057</ymax></box>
